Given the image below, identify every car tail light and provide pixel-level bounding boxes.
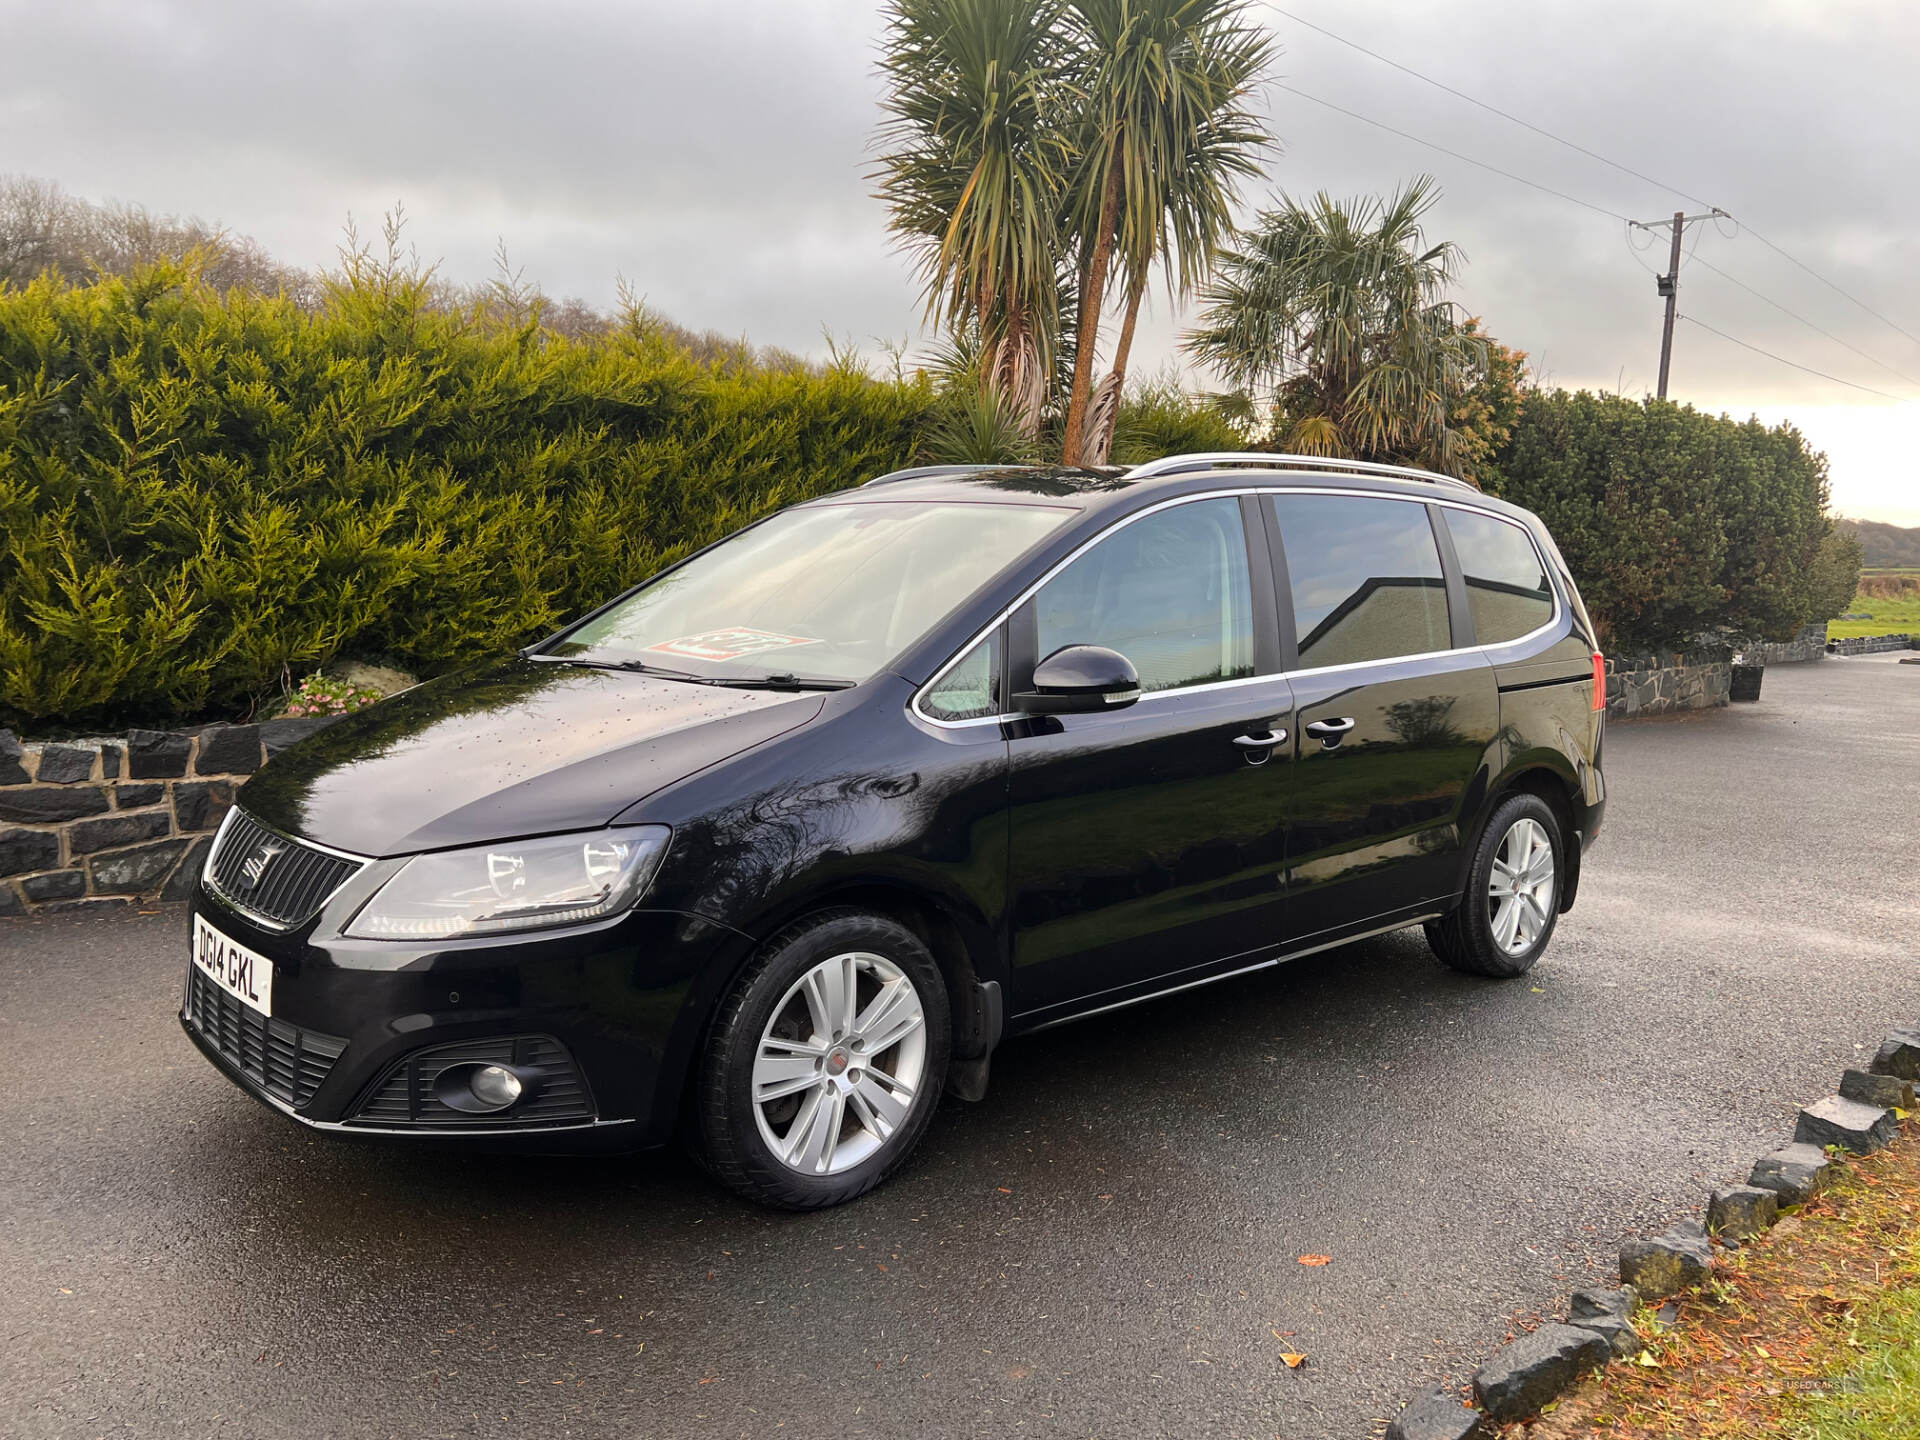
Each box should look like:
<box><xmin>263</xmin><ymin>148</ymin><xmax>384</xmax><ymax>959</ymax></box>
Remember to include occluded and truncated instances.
<box><xmin>1591</xmin><ymin>652</ymin><xmax>1607</xmax><ymax>711</ymax></box>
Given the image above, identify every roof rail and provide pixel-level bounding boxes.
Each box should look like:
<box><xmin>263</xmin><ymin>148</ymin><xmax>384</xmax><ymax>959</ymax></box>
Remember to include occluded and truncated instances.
<box><xmin>862</xmin><ymin>463</ymin><xmax>1039</xmax><ymax>488</ymax></box>
<box><xmin>1122</xmin><ymin>451</ymin><xmax>1477</xmax><ymax>492</ymax></box>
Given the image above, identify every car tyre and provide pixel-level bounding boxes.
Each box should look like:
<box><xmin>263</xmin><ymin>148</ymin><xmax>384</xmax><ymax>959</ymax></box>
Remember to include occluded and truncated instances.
<box><xmin>1426</xmin><ymin>792</ymin><xmax>1564</xmax><ymax>979</ymax></box>
<box><xmin>693</xmin><ymin>908</ymin><xmax>950</xmax><ymax>1209</ymax></box>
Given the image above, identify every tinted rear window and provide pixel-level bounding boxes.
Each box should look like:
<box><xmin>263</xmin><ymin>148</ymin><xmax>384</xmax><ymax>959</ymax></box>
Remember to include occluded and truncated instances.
<box><xmin>1271</xmin><ymin>494</ymin><xmax>1451</xmax><ymax>668</ymax></box>
<box><xmin>1443</xmin><ymin>508</ymin><xmax>1555</xmax><ymax>644</ymax></box>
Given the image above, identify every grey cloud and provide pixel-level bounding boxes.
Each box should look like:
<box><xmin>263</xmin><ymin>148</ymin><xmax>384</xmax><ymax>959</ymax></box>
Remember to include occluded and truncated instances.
<box><xmin>4</xmin><ymin>0</ymin><xmax>1917</xmax><ymax>436</ymax></box>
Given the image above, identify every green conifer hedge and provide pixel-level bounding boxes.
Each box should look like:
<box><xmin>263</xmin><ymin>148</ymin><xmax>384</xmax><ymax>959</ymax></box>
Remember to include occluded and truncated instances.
<box><xmin>1485</xmin><ymin>389</ymin><xmax>1837</xmax><ymax>653</ymax></box>
<box><xmin>0</xmin><ymin>264</ymin><xmax>945</xmax><ymax>728</ymax></box>
<box><xmin>0</xmin><ymin>264</ymin><xmax>1844</xmax><ymax>729</ymax></box>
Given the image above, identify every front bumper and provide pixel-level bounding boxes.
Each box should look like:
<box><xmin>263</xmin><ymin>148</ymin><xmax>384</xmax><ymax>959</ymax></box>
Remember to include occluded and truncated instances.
<box><xmin>182</xmin><ymin>882</ymin><xmax>750</xmax><ymax>1150</ymax></box>
<box><xmin>180</xmin><ymin>1016</ymin><xmax>642</xmax><ymax>1152</ymax></box>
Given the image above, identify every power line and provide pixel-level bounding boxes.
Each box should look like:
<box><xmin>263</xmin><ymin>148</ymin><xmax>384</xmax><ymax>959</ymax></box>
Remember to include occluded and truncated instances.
<box><xmin>1734</xmin><ymin>225</ymin><xmax>1920</xmax><ymax>352</ymax></box>
<box><xmin>1677</xmin><ymin>315</ymin><xmax>1907</xmax><ymax>401</ymax></box>
<box><xmin>1281</xmin><ymin>84</ymin><xmax>1914</xmax><ymax>401</ymax></box>
<box><xmin>1260</xmin><ymin>3</ymin><xmax>1720</xmax><ymax>211</ymax></box>
<box><xmin>1272</xmin><ymin>83</ymin><xmax>1630</xmax><ymax>223</ymax></box>
<box><xmin>1688</xmin><ymin>255</ymin><xmax>1920</xmax><ymax>392</ymax></box>
<box><xmin>1262</xmin><ymin>4</ymin><xmax>1920</xmax><ymax>358</ymax></box>
<box><xmin>1264</xmin><ymin>37</ymin><xmax>1920</xmax><ymax>403</ymax></box>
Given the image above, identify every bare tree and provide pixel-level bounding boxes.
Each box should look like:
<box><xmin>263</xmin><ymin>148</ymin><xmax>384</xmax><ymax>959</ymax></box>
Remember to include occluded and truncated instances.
<box><xmin>0</xmin><ymin>172</ymin><xmax>318</xmax><ymax>302</ymax></box>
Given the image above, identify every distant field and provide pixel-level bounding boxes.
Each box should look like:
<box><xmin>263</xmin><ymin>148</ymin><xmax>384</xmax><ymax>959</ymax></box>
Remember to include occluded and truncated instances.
<box><xmin>1828</xmin><ymin>568</ymin><xmax>1920</xmax><ymax>639</ymax></box>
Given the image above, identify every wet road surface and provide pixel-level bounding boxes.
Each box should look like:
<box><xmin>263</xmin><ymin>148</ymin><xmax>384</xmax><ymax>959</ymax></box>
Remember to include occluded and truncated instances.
<box><xmin>3</xmin><ymin>655</ymin><xmax>1916</xmax><ymax>1439</ymax></box>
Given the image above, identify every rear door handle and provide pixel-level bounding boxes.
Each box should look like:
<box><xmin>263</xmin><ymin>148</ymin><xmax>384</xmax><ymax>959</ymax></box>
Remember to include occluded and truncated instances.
<box><xmin>1305</xmin><ymin>717</ymin><xmax>1356</xmax><ymax>747</ymax></box>
<box><xmin>1232</xmin><ymin>729</ymin><xmax>1287</xmax><ymax>749</ymax></box>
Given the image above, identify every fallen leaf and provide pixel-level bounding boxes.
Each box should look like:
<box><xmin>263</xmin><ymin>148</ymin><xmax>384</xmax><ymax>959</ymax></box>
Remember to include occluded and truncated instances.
<box><xmin>1279</xmin><ymin>1352</ymin><xmax>1307</xmax><ymax>1368</ymax></box>
<box><xmin>1636</xmin><ymin>1351</ymin><xmax>1662</xmax><ymax>1368</ymax></box>
<box><xmin>997</xmin><ymin>1187</ymin><xmax>1012</xmax><ymax>1194</ymax></box>
<box><xmin>1297</xmin><ymin>1255</ymin><xmax>1331</xmax><ymax>1267</ymax></box>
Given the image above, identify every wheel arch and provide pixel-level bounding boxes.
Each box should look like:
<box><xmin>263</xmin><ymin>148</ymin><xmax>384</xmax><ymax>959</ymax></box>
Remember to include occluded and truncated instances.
<box><xmin>656</xmin><ymin>877</ymin><xmax>1005</xmax><ymax>1141</ymax></box>
<box><xmin>749</xmin><ymin>880</ymin><xmax>1002</xmax><ymax>1063</ymax></box>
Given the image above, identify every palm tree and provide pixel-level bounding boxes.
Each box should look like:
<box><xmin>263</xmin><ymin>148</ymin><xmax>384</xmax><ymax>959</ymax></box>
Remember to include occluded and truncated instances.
<box><xmin>1059</xmin><ymin>0</ymin><xmax>1275</xmax><ymax>465</ymax></box>
<box><xmin>1183</xmin><ymin>176</ymin><xmax>1490</xmax><ymax>474</ymax></box>
<box><xmin>874</xmin><ymin>0</ymin><xmax>1077</xmax><ymax>433</ymax></box>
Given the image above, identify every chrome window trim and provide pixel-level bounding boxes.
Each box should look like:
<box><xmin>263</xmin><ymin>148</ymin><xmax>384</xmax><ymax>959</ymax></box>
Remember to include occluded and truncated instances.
<box><xmin>909</xmin><ymin>486</ymin><xmax>1565</xmax><ymax>729</ymax></box>
<box><xmin>202</xmin><ymin>807</ymin><xmax>373</xmax><ymax>932</ymax></box>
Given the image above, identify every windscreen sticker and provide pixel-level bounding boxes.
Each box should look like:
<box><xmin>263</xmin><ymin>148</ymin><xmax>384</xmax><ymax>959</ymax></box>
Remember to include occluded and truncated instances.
<box><xmin>646</xmin><ymin>628</ymin><xmax>823</xmax><ymax>662</ymax></box>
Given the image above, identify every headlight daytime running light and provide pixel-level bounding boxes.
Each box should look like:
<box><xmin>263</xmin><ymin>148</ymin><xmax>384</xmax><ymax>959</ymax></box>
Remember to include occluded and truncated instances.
<box><xmin>345</xmin><ymin>825</ymin><xmax>670</xmax><ymax>940</ymax></box>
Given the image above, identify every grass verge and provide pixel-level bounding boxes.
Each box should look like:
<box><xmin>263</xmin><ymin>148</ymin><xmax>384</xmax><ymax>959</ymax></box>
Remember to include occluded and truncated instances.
<box><xmin>1828</xmin><ymin>572</ymin><xmax>1920</xmax><ymax>639</ymax></box>
<box><xmin>1515</xmin><ymin>1119</ymin><xmax>1920</xmax><ymax>1439</ymax></box>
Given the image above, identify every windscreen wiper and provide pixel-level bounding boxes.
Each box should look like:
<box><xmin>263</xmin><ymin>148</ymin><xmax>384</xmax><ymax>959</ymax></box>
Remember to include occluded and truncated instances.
<box><xmin>698</xmin><ymin>673</ymin><xmax>854</xmax><ymax>691</ymax></box>
<box><xmin>520</xmin><ymin>653</ymin><xmax>705</xmax><ymax>682</ymax></box>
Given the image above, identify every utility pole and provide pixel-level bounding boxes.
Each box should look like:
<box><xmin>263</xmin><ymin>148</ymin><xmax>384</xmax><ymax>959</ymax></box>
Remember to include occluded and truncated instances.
<box><xmin>1656</xmin><ymin>210</ymin><xmax>1683</xmax><ymax>399</ymax></box>
<box><xmin>1631</xmin><ymin>208</ymin><xmax>1727</xmax><ymax>400</ymax></box>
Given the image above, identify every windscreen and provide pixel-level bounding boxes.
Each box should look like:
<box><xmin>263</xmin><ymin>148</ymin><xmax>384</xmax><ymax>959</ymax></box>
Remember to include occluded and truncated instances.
<box><xmin>555</xmin><ymin>500</ymin><xmax>1075</xmax><ymax>682</ymax></box>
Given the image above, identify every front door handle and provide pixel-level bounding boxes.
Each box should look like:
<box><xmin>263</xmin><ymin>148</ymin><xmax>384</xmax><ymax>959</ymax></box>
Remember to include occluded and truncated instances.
<box><xmin>1305</xmin><ymin>717</ymin><xmax>1356</xmax><ymax>748</ymax></box>
<box><xmin>1232</xmin><ymin>729</ymin><xmax>1287</xmax><ymax>749</ymax></box>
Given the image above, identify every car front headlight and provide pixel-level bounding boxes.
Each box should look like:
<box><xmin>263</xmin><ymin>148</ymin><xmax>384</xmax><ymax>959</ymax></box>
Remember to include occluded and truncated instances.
<box><xmin>345</xmin><ymin>825</ymin><xmax>671</xmax><ymax>940</ymax></box>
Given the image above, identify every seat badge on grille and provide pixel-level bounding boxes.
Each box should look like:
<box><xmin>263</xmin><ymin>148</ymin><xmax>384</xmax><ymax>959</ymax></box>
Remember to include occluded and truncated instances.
<box><xmin>239</xmin><ymin>841</ymin><xmax>285</xmax><ymax>890</ymax></box>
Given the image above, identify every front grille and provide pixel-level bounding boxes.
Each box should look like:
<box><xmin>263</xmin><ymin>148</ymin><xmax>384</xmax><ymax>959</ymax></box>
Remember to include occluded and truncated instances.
<box><xmin>348</xmin><ymin>1035</ymin><xmax>596</xmax><ymax>1129</ymax></box>
<box><xmin>206</xmin><ymin>810</ymin><xmax>365</xmax><ymax>929</ymax></box>
<box><xmin>184</xmin><ymin>965</ymin><xmax>347</xmax><ymax>1110</ymax></box>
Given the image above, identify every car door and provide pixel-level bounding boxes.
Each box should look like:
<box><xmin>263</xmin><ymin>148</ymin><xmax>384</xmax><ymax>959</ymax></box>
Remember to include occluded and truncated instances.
<box><xmin>1004</xmin><ymin>495</ymin><xmax>1296</xmax><ymax>1020</ymax></box>
<box><xmin>1266</xmin><ymin>491</ymin><xmax>1500</xmax><ymax>944</ymax></box>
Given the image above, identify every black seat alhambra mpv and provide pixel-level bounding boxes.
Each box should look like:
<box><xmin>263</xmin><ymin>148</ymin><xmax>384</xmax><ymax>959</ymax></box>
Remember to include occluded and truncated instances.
<box><xmin>183</xmin><ymin>452</ymin><xmax>1606</xmax><ymax>1208</ymax></box>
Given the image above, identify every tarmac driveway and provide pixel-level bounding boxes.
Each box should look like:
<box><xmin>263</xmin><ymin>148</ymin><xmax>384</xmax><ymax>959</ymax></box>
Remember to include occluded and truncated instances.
<box><xmin>2</xmin><ymin>654</ymin><xmax>1915</xmax><ymax>1439</ymax></box>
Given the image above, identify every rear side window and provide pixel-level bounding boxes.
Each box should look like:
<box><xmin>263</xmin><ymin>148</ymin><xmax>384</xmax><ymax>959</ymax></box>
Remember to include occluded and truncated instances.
<box><xmin>1271</xmin><ymin>494</ymin><xmax>1451</xmax><ymax>668</ymax></box>
<box><xmin>922</xmin><ymin>633</ymin><xmax>1001</xmax><ymax>721</ymax></box>
<box><xmin>1033</xmin><ymin>497</ymin><xmax>1254</xmax><ymax>694</ymax></box>
<box><xmin>1442</xmin><ymin>508</ymin><xmax>1555</xmax><ymax>644</ymax></box>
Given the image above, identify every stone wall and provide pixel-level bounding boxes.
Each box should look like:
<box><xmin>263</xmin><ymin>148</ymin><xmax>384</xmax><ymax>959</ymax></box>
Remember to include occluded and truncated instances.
<box><xmin>1741</xmin><ymin>622</ymin><xmax>1829</xmax><ymax>665</ymax></box>
<box><xmin>1828</xmin><ymin>633</ymin><xmax>1917</xmax><ymax>656</ymax></box>
<box><xmin>1605</xmin><ymin>652</ymin><xmax>1731</xmax><ymax>719</ymax></box>
<box><xmin>0</xmin><ymin>717</ymin><xmax>339</xmax><ymax>916</ymax></box>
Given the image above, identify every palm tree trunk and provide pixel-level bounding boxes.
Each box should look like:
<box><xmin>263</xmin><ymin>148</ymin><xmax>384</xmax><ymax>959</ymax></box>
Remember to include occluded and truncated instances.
<box><xmin>1107</xmin><ymin>265</ymin><xmax>1149</xmax><ymax>394</ymax></box>
<box><xmin>1080</xmin><ymin>267</ymin><xmax>1149</xmax><ymax>467</ymax></box>
<box><xmin>1061</xmin><ymin>151</ymin><xmax>1123</xmax><ymax>466</ymax></box>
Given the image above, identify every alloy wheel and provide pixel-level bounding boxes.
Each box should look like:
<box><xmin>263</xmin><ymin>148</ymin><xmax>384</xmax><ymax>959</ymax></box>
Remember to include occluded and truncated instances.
<box><xmin>1487</xmin><ymin>817</ymin><xmax>1555</xmax><ymax>955</ymax></box>
<box><xmin>751</xmin><ymin>951</ymin><xmax>929</xmax><ymax>1176</ymax></box>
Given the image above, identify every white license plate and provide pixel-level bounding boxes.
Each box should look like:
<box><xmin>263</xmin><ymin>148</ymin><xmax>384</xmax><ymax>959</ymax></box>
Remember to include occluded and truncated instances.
<box><xmin>192</xmin><ymin>914</ymin><xmax>274</xmax><ymax>1017</ymax></box>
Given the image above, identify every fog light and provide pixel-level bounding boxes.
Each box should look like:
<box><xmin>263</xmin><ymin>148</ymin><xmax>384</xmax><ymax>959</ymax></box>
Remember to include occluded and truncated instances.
<box><xmin>431</xmin><ymin>1061</ymin><xmax>530</xmax><ymax>1113</ymax></box>
<box><xmin>469</xmin><ymin>1064</ymin><xmax>524</xmax><ymax>1109</ymax></box>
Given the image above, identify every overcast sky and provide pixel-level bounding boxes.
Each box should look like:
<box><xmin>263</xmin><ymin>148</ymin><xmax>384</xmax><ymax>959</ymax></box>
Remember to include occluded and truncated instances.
<box><xmin>5</xmin><ymin>0</ymin><xmax>1916</xmax><ymax>522</ymax></box>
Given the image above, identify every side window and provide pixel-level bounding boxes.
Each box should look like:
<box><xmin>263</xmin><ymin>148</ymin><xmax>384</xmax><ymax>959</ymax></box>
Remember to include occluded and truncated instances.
<box><xmin>1443</xmin><ymin>508</ymin><xmax>1555</xmax><ymax>644</ymax></box>
<box><xmin>1272</xmin><ymin>494</ymin><xmax>1451</xmax><ymax>668</ymax></box>
<box><xmin>922</xmin><ymin>632</ymin><xmax>1002</xmax><ymax>720</ymax></box>
<box><xmin>1033</xmin><ymin>498</ymin><xmax>1254</xmax><ymax>694</ymax></box>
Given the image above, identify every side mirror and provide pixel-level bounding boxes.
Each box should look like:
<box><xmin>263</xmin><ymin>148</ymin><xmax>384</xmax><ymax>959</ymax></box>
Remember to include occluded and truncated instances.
<box><xmin>1012</xmin><ymin>644</ymin><xmax>1141</xmax><ymax>715</ymax></box>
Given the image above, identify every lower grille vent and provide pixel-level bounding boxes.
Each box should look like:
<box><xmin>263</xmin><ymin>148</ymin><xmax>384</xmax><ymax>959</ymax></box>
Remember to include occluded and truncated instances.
<box><xmin>348</xmin><ymin>1035</ymin><xmax>595</xmax><ymax>1129</ymax></box>
<box><xmin>184</xmin><ymin>966</ymin><xmax>346</xmax><ymax>1110</ymax></box>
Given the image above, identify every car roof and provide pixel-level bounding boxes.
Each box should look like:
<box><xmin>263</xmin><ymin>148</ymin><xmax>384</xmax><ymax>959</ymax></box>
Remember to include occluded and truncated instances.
<box><xmin>817</xmin><ymin>455</ymin><xmax>1542</xmax><ymax>528</ymax></box>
